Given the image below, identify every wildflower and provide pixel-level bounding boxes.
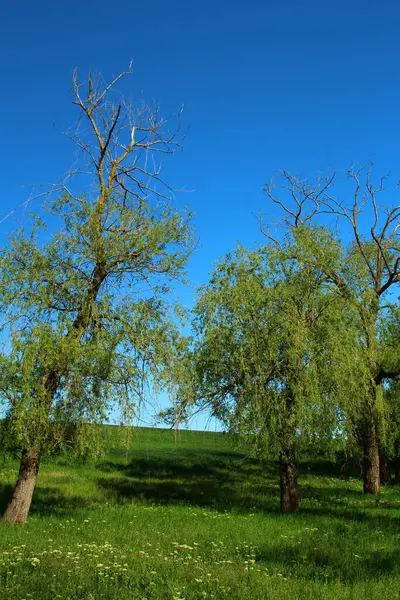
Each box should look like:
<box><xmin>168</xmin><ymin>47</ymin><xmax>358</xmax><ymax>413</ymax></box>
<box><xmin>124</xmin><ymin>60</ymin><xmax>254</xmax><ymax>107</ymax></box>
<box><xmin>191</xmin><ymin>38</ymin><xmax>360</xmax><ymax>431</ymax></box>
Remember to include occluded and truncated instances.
<box><xmin>30</xmin><ymin>557</ymin><xmax>40</xmax><ymax>567</ymax></box>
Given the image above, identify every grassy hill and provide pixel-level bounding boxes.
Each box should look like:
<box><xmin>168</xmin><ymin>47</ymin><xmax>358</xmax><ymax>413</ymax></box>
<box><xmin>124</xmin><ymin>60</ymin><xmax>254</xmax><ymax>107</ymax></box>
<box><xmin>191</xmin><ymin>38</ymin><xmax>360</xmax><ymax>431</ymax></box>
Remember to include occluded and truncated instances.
<box><xmin>0</xmin><ymin>426</ymin><xmax>400</xmax><ymax>599</ymax></box>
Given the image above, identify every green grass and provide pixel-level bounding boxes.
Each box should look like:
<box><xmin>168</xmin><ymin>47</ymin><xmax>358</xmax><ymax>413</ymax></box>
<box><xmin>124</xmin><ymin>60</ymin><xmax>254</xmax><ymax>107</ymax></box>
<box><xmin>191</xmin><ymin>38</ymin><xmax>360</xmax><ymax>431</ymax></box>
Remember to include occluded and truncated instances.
<box><xmin>1</xmin><ymin>426</ymin><xmax>400</xmax><ymax>600</ymax></box>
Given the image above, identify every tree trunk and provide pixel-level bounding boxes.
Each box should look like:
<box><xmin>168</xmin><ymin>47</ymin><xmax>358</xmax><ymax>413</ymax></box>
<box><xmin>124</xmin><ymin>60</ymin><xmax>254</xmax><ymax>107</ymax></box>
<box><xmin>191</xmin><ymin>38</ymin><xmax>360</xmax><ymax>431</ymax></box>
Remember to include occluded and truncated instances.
<box><xmin>2</xmin><ymin>448</ymin><xmax>40</xmax><ymax>524</ymax></box>
<box><xmin>1</xmin><ymin>264</ymin><xmax>105</xmax><ymax>526</ymax></box>
<box><xmin>363</xmin><ymin>422</ymin><xmax>380</xmax><ymax>494</ymax></box>
<box><xmin>279</xmin><ymin>444</ymin><xmax>299</xmax><ymax>513</ymax></box>
<box><xmin>379</xmin><ymin>445</ymin><xmax>392</xmax><ymax>487</ymax></box>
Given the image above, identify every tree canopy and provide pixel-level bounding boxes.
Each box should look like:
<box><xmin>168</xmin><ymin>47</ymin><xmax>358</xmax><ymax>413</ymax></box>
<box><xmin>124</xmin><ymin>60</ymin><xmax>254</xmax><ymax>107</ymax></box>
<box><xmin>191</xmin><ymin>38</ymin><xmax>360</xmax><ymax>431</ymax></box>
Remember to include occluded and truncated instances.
<box><xmin>0</xmin><ymin>68</ymin><xmax>193</xmax><ymax>524</ymax></box>
<box><xmin>179</xmin><ymin>227</ymin><xmax>368</xmax><ymax>511</ymax></box>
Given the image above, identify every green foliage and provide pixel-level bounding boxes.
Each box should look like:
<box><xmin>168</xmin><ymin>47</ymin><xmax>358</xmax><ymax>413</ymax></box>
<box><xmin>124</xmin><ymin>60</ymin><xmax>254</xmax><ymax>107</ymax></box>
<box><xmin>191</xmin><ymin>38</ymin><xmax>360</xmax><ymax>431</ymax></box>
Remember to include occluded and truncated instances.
<box><xmin>0</xmin><ymin>72</ymin><xmax>194</xmax><ymax>461</ymax></box>
<box><xmin>185</xmin><ymin>227</ymin><xmax>367</xmax><ymax>460</ymax></box>
<box><xmin>264</xmin><ymin>170</ymin><xmax>400</xmax><ymax>469</ymax></box>
<box><xmin>382</xmin><ymin>380</ymin><xmax>400</xmax><ymax>458</ymax></box>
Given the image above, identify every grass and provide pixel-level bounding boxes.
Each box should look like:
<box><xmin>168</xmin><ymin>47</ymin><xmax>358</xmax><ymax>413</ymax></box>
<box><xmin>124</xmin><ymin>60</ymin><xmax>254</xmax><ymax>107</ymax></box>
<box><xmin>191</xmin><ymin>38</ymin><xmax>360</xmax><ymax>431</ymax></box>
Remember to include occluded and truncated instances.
<box><xmin>0</xmin><ymin>426</ymin><xmax>400</xmax><ymax>600</ymax></box>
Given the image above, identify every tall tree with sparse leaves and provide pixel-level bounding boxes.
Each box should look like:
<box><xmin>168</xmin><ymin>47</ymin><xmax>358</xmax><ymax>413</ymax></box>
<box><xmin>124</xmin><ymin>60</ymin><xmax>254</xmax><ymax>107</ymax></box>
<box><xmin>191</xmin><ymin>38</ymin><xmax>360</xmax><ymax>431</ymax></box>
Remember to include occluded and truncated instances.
<box><xmin>0</xmin><ymin>67</ymin><xmax>194</xmax><ymax>524</ymax></box>
<box><xmin>263</xmin><ymin>168</ymin><xmax>400</xmax><ymax>494</ymax></box>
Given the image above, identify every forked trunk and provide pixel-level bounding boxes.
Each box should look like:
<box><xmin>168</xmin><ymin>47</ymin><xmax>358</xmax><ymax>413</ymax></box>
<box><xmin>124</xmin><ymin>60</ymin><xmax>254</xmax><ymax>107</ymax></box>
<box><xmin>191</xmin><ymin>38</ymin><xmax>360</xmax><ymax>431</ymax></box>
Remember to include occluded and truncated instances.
<box><xmin>2</xmin><ymin>448</ymin><xmax>40</xmax><ymax>524</ymax></box>
<box><xmin>279</xmin><ymin>443</ymin><xmax>299</xmax><ymax>513</ymax></box>
<box><xmin>363</xmin><ymin>422</ymin><xmax>380</xmax><ymax>494</ymax></box>
<box><xmin>379</xmin><ymin>445</ymin><xmax>392</xmax><ymax>487</ymax></box>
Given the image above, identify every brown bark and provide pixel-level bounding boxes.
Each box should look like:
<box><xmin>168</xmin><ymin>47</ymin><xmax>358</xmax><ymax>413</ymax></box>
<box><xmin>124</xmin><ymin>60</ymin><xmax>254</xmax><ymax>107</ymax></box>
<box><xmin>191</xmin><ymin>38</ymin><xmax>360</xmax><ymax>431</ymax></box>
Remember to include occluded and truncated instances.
<box><xmin>362</xmin><ymin>421</ymin><xmax>380</xmax><ymax>494</ymax></box>
<box><xmin>3</xmin><ymin>448</ymin><xmax>41</xmax><ymax>524</ymax></box>
<box><xmin>3</xmin><ymin>263</ymin><xmax>106</xmax><ymax>525</ymax></box>
<box><xmin>279</xmin><ymin>444</ymin><xmax>300</xmax><ymax>513</ymax></box>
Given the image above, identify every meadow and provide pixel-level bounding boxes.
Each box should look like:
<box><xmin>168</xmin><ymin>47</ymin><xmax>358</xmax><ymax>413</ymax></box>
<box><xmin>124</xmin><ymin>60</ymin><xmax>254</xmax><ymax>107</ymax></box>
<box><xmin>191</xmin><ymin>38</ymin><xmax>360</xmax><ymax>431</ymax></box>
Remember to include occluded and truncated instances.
<box><xmin>0</xmin><ymin>426</ymin><xmax>399</xmax><ymax>600</ymax></box>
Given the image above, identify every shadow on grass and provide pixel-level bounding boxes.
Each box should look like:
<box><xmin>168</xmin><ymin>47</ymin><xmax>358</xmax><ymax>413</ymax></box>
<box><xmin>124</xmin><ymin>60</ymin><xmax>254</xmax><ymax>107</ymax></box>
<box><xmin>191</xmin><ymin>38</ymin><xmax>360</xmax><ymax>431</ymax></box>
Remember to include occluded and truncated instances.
<box><xmin>95</xmin><ymin>450</ymin><xmax>369</xmax><ymax>514</ymax></box>
<box><xmin>95</xmin><ymin>451</ymin><xmax>400</xmax><ymax>525</ymax></box>
<box><xmin>97</xmin><ymin>450</ymin><xmax>281</xmax><ymax>513</ymax></box>
<box><xmin>32</xmin><ymin>487</ymin><xmax>92</xmax><ymax>515</ymax></box>
<box><xmin>2</xmin><ymin>448</ymin><xmax>400</xmax><ymax>583</ymax></box>
<box><xmin>298</xmin><ymin>453</ymin><xmax>363</xmax><ymax>478</ymax></box>
<box><xmin>2</xmin><ymin>448</ymin><xmax>399</xmax><ymax>526</ymax></box>
<box><xmin>99</xmin><ymin>450</ymin><xmax>268</xmax><ymax>481</ymax></box>
<box><xmin>0</xmin><ymin>483</ymin><xmax>92</xmax><ymax>517</ymax></box>
<box><xmin>255</xmin><ymin>543</ymin><xmax>400</xmax><ymax>583</ymax></box>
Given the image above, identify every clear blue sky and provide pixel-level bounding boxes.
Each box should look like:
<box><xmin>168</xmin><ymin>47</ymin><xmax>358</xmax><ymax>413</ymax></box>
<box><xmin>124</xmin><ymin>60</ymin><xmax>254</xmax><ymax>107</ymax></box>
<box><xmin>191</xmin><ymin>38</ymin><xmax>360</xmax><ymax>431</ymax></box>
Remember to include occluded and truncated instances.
<box><xmin>1</xmin><ymin>0</ymin><xmax>399</xmax><ymax>428</ymax></box>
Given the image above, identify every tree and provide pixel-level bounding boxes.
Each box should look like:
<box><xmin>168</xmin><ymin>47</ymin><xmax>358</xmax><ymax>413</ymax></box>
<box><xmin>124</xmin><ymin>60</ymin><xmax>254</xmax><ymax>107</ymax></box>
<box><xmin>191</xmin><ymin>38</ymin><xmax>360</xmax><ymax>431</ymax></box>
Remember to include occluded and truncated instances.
<box><xmin>184</xmin><ymin>230</ymin><xmax>361</xmax><ymax>512</ymax></box>
<box><xmin>263</xmin><ymin>167</ymin><xmax>400</xmax><ymax>494</ymax></box>
<box><xmin>379</xmin><ymin>307</ymin><xmax>400</xmax><ymax>484</ymax></box>
<box><xmin>0</xmin><ymin>67</ymin><xmax>193</xmax><ymax>524</ymax></box>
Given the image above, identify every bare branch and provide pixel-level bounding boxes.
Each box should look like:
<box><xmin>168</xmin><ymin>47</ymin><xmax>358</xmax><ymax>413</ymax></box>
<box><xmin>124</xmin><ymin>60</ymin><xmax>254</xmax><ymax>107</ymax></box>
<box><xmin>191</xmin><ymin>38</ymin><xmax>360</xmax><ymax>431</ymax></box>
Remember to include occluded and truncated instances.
<box><xmin>263</xmin><ymin>165</ymin><xmax>400</xmax><ymax>297</ymax></box>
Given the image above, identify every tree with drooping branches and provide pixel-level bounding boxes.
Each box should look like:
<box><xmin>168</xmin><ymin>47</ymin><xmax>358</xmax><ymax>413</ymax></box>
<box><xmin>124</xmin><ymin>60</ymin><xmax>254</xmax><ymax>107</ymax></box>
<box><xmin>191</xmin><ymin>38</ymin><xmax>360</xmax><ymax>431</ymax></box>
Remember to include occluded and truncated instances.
<box><xmin>263</xmin><ymin>167</ymin><xmax>400</xmax><ymax>494</ymax></box>
<box><xmin>0</xmin><ymin>66</ymin><xmax>194</xmax><ymax>524</ymax></box>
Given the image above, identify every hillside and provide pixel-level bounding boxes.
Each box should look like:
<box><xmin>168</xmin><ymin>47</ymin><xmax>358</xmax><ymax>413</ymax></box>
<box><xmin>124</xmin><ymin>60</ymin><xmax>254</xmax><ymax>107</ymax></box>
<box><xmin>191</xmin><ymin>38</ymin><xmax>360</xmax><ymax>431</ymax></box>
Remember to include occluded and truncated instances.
<box><xmin>0</xmin><ymin>426</ymin><xmax>400</xmax><ymax>599</ymax></box>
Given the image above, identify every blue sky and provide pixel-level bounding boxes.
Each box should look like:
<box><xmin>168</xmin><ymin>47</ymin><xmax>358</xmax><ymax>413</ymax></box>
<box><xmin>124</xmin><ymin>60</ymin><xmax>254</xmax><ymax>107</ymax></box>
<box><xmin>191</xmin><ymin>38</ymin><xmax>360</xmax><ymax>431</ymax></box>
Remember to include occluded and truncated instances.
<box><xmin>1</xmin><ymin>0</ymin><xmax>400</xmax><ymax>429</ymax></box>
